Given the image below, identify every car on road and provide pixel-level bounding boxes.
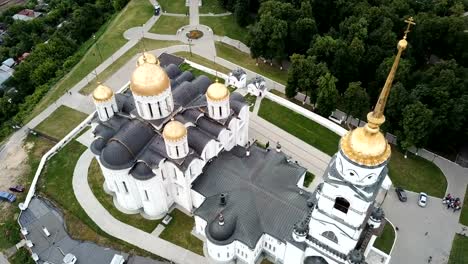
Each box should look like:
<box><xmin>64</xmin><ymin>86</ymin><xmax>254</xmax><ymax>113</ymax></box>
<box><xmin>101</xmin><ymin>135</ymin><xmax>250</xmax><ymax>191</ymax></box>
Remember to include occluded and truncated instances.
<box><xmin>9</xmin><ymin>185</ymin><xmax>25</xmax><ymax>193</ymax></box>
<box><xmin>0</xmin><ymin>191</ymin><xmax>16</xmax><ymax>203</ymax></box>
<box><xmin>395</xmin><ymin>187</ymin><xmax>407</xmax><ymax>202</ymax></box>
<box><xmin>418</xmin><ymin>192</ymin><xmax>428</xmax><ymax>207</ymax></box>
<box><xmin>63</xmin><ymin>253</ymin><xmax>77</xmax><ymax>264</ymax></box>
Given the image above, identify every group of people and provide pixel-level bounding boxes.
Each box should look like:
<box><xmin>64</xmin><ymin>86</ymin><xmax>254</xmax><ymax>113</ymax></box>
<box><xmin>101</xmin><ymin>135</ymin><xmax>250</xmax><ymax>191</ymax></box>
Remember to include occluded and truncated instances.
<box><xmin>442</xmin><ymin>194</ymin><xmax>462</xmax><ymax>212</ymax></box>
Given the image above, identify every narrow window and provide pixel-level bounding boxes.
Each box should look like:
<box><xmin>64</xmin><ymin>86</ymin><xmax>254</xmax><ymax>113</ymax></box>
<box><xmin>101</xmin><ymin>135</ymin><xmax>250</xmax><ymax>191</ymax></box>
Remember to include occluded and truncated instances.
<box><xmin>264</xmin><ymin>242</ymin><xmax>267</xmax><ymax>247</ymax></box>
<box><xmin>219</xmin><ymin>106</ymin><xmax>222</xmax><ymax>116</ymax></box>
<box><xmin>322</xmin><ymin>231</ymin><xmax>338</xmax><ymax>243</ymax></box>
<box><xmin>166</xmin><ymin>188</ymin><xmax>169</xmax><ymax>197</ymax></box>
<box><xmin>211</xmin><ymin>106</ymin><xmax>215</xmax><ymax>116</ymax></box>
<box><xmin>189</xmin><ymin>166</ymin><xmax>193</xmax><ymax>176</ymax></box>
<box><xmin>269</xmin><ymin>244</ymin><xmax>271</xmax><ymax>250</ymax></box>
<box><xmin>173</xmin><ymin>168</ymin><xmax>177</xmax><ymax>180</ymax></box>
<box><xmin>273</xmin><ymin>246</ymin><xmax>275</xmax><ymax>252</ymax></box>
<box><xmin>227</xmin><ymin>252</ymin><xmax>229</xmax><ymax>258</ymax></box>
<box><xmin>148</xmin><ymin>103</ymin><xmax>153</xmax><ymax>118</ymax></box>
<box><xmin>114</xmin><ymin>181</ymin><xmax>119</xmax><ymax>192</ymax></box>
<box><xmin>165</xmin><ymin>97</ymin><xmax>170</xmax><ymax>111</ymax></box>
<box><xmin>161</xmin><ymin>170</ymin><xmax>165</xmax><ymax>180</ymax></box>
<box><xmin>217</xmin><ymin>253</ymin><xmax>220</xmax><ymax>258</ymax></box>
<box><xmin>176</xmin><ymin>186</ymin><xmax>179</xmax><ymax>196</ymax></box>
<box><xmin>123</xmin><ymin>181</ymin><xmax>129</xmax><ymax>193</ymax></box>
<box><xmin>104</xmin><ymin>107</ymin><xmax>110</xmax><ymax>119</ymax></box>
<box><xmin>144</xmin><ymin>190</ymin><xmax>149</xmax><ymax>201</ymax></box>
<box><xmin>334</xmin><ymin>197</ymin><xmax>350</xmax><ymax>214</ymax></box>
<box><xmin>157</xmin><ymin>101</ymin><xmax>162</xmax><ymax>116</ymax></box>
<box><xmin>176</xmin><ymin>146</ymin><xmax>180</xmax><ymax>157</ymax></box>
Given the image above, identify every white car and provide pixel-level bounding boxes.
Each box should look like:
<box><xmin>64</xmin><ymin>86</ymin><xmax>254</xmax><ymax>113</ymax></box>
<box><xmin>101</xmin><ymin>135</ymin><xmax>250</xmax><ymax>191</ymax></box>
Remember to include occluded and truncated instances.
<box><xmin>418</xmin><ymin>192</ymin><xmax>428</xmax><ymax>207</ymax></box>
<box><xmin>63</xmin><ymin>253</ymin><xmax>77</xmax><ymax>264</ymax></box>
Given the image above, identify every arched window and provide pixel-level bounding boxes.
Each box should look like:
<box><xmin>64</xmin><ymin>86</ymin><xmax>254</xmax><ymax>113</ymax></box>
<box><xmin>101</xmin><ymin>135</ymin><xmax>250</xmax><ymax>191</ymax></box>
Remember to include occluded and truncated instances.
<box><xmin>334</xmin><ymin>197</ymin><xmax>350</xmax><ymax>214</ymax></box>
<box><xmin>321</xmin><ymin>231</ymin><xmax>338</xmax><ymax>243</ymax></box>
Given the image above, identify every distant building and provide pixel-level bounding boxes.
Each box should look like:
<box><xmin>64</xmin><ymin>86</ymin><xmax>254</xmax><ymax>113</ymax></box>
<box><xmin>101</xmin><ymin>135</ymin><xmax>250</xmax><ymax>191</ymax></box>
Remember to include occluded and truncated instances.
<box><xmin>18</xmin><ymin>52</ymin><xmax>30</xmax><ymax>63</ymax></box>
<box><xmin>226</xmin><ymin>68</ymin><xmax>247</xmax><ymax>89</ymax></box>
<box><xmin>2</xmin><ymin>58</ymin><xmax>15</xmax><ymax>68</ymax></box>
<box><xmin>246</xmin><ymin>76</ymin><xmax>267</xmax><ymax>97</ymax></box>
<box><xmin>0</xmin><ymin>64</ymin><xmax>14</xmax><ymax>89</ymax></box>
<box><xmin>12</xmin><ymin>9</ymin><xmax>43</xmax><ymax>21</ymax></box>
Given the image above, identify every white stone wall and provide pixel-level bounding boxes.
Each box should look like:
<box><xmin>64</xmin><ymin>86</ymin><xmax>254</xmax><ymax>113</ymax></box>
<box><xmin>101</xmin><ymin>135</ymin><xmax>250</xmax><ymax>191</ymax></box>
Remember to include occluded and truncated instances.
<box><xmin>207</xmin><ymin>239</ymin><xmax>236</xmax><ymax>262</ymax></box>
<box><xmin>191</xmin><ymin>190</ymin><xmax>206</xmax><ymax>209</ymax></box>
<box><xmin>262</xmin><ymin>234</ymin><xmax>286</xmax><ymax>262</ymax></box>
<box><xmin>283</xmin><ymin>242</ymin><xmax>304</xmax><ymax>264</ymax></box>
<box><xmin>335</xmin><ymin>152</ymin><xmax>386</xmax><ymax>187</ymax></box>
<box><xmin>133</xmin><ymin>88</ymin><xmax>174</xmax><ymax>120</ymax></box>
<box><xmin>165</xmin><ymin>135</ymin><xmax>189</xmax><ymax>160</ymax></box>
<box><xmin>134</xmin><ymin>175</ymin><xmax>168</xmax><ymax>218</ymax></box>
<box><xmin>226</xmin><ymin>74</ymin><xmax>247</xmax><ymax>89</ymax></box>
<box><xmin>100</xmin><ymin>164</ymin><xmax>141</xmax><ymax>212</ymax></box>
<box><xmin>194</xmin><ymin>215</ymin><xmax>207</xmax><ymax>236</ymax></box>
<box><xmin>207</xmin><ymin>98</ymin><xmax>230</xmax><ymax>120</ymax></box>
<box><xmin>94</xmin><ymin>97</ymin><xmax>118</xmax><ymax>122</ymax></box>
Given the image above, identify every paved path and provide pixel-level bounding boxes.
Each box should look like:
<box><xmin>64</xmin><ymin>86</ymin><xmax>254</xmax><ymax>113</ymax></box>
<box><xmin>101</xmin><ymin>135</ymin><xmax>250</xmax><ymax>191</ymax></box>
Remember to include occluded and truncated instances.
<box><xmin>0</xmin><ymin>253</ymin><xmax>9</xmax><ymax>264</ymax></box>
<box><xmin>189</xmin><ymin>0</ymin><xmax>199</xmax><ymax>26</ymax></box>
<box><xmin>72</xmin><ymin>150</ymin><xmax>206</xmax><ymax>264</ymax></box>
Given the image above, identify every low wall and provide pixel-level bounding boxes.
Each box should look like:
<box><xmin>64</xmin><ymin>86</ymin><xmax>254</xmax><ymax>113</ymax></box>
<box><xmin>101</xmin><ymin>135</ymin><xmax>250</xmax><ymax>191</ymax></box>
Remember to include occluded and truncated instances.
<box><xmin>265</xmin><ymin>92</ymin><xmax>348</xmax><ymax>137</ymax></box>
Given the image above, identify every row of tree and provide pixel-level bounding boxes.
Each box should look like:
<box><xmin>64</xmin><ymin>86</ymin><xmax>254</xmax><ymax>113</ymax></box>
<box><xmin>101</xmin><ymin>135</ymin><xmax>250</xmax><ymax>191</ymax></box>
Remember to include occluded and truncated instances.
<box><xmin>0</xmin><ymin>0</ymin><xmax>129</xmax><ymax>141</ymax></box>
<box><xmin>244</xmin><ymin>0</ymin><xmax>468</xmax><ymax>155</ymax></box>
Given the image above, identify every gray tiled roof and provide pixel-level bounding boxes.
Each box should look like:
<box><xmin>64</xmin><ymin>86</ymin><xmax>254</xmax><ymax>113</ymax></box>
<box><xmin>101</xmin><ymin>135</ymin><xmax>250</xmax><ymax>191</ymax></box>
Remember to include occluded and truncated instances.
<box><xmin>193</xmin><ymin>145</ymin><xmax>310</xmax><ymax>248</ymax></box>
<box><xmin>164</xmin><ymin>64</ymin><xmax>182</xmax><ymax>78</ymax></box>
<box><xmin>231</xmin><ymin>68</ymin><xmax>246</xmax><ymax>79</ymax></box>
<box><xmin>304</xmin><ymin>256</ymin><xmax>329</xmax><ymax>264</ymax></box>
<box><xmin>172</xmin><ymin>81</ymin><xmax>200</xmax><ymax>106</ymax></box>
<box><xmin>159</xmin><ymin>53</ymin><xmax>184</xmax><ymax>67</ymax></box>
<box><xmin>181</xmin><ymin>109</ymin><xmax>203</xmax><ymax>123</ymax></box>
<box><xmin>171</xmin><ymin>71</ymin><xmax>194</xmax><ymax>89</ymax></box>
<box><xmin>187</xmin><ymin>126</ymin><xmax>215</xmax><ymax>155</ymax></box>
<box><xmin>196</xmin><ymin>116</ymin><xmax>225</xmax><ymax>137</ymax></box>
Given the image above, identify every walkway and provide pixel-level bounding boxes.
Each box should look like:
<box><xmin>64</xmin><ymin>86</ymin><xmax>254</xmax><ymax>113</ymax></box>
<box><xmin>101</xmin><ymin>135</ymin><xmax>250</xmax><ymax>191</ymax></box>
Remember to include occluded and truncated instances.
<box><xmin>73</xmin><ymin>150</ymin><xmax>206</xmax><ymax>264</ymax></box>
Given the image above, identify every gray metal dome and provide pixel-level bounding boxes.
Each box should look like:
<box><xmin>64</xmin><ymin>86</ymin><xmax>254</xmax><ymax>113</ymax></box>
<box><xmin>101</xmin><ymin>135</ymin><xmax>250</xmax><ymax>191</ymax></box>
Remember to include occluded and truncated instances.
<box><xmin>130</xmin><ymin>162</ymin><xmax>155</xmax><ymax>181</ymax></box>
<box><xmin>90</xmin><ymin>138</ymin><xmax>106</xmax><ymax>155</ymax></box>
<box><xmin>293</xmin><ymin>218</ymin><xmax>309</xmax><ymax>235</ymax></box>
<box><xmin>100</xmin><ymin>140</ymin><xmax>134</xmax><ymax>169</ymax></box>
<box><xmin>207</xmin><ymin>214</ymin><xmax>236</xmax><ymax>242</ymax></box>
<box><xmin>303</xmin><ymin>256</ymin><xmax>328</xmax><ymax>264</ymax></box>
<box><xmin>347</xmin><ymin>249</ymin><xmax>367</xmax><ymax>264</ymax></box>
<box><xmin>370</xmin><ymin>207</ymin><xmax>385</xmax><ymax>221</ymax></box>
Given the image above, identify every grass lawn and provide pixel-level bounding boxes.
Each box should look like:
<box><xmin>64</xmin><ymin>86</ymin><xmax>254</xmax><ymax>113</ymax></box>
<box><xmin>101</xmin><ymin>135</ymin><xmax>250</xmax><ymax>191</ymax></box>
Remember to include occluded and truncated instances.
<box><xmin>270</xmin><ymin>89</ymin><xmax>315</xmax><ymax>112</ymax></box>
<box><xmin>179</xmin><ymin>63</ymin><xmax>219</xmax><ymax>82</ymax></box>
<box><xmin>39</xmin><ymin>139</ymin><xmax>163</xmax><ymax>259</ymax></box>
<box><xmin>174</xmin><ymin>51</ymin><xmax>231</xmax><ymax>74</ymax></box>
<box><xmin>244</xmin><ymin>93</ymin><xmax>256</xmax><ymax>112</ymax></box>
<box><xmin>8</xmin><ymin>248</ymin><xmax>35</xmax><ymax>264</ymax></box>
<box><xmin>199</xmin><ymin>0</ymin><xmax>226</xmax><ymax>14</ymax></box>
<box><xmin>227</xmin><ymin>85</ymin><xmax>237</xmax><ymax>93</ymax></box>
<box><xmin>88</xmin><ymin>159</ymin><xmax>160</xmax><ymax>232</ymax></box>
<box><xmin>215</xmin><ymin>42</ymin><xmax>288</xmax><ymax>85</ymax></box>
<box><xmin>0</xmin><ymin>136</ymin><xmax>54</xmax><ymax>250</ymax></box>
<box><xmin>160</xmin><ymin>209</ymin><xmax>203</xmax><ymax>255</ymax></box>
<box><xmin>373</xmin><ymin>222</ymin><xmax>395</xmax><ymax>254</ymax></box>
<box><xmin>149</xmin><ymin>16</ymin><xmax>189</xmax><ymax>34</ymax></box>
<box><xmin>157</xmin><ymin>0</ymin><xmax>187</xmax><ymax>13</ymax></box>
<box><xmin>460</xmin><ymin>185</ymin><xmax>468</xmax><ymax>225</ymax></box>
<box><xmin>200</xmin><ymin>16</ymin><xmax>247</xmax><ymax>43</ymax></box>
<box><xmin>448</xmin><ymin>234</ymin><xmax>468</xmax><ymax>264</ymax></box>
<box><xmin>304</xmin><ymin>171</ymin><xmax>315</xmax><ymax>187</ymax></box>
<box><xmin>388</xmin><ymin>147</ymin><xmax>447</xmax><ymax>198</ymax></box>
<box><xmin>80</xmin><ymin>39</ymin><xmax>182</xmax><ymax>94</ymax></box>
<box><xmin>28</xmin><ymin>0</ymin><xmax>153</xmax><ymax>121</ymax></box>
<box><xmin>258</xmin><ymin>98</ymin><xmax>340</xmax><ymax>156</ymax></box>
<box><xmin>34</xmin><ymin>106</ymin><xmax>88</xmax><ymax>141</ymax></box>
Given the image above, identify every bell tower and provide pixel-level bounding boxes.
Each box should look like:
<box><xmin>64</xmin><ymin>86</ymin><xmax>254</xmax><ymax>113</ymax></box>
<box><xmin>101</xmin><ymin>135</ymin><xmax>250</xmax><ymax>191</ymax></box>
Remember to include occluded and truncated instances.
<box><xmin>304</xmin><ymin>17</ymin><xmax>416</xmax><ymax>262</ymax></box>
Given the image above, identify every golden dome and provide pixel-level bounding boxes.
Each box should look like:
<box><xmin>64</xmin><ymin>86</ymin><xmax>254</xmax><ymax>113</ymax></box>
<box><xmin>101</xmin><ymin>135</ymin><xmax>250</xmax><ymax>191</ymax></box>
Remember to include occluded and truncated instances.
<box><xmin>163</xmin><ymin>120</ymin><xmax>187</xmax><ymax>141</ymax></box>
<box><xmin>340</xmin><ymin>125</ymin><xmax>391</xmax><ymax>167</ymax></box>
<box><xmin>136</xmin><ymin>52</ymin><xmax>159</xmax><ymax>67</ymax></box>
<box><xmin>130</xmin><ymin>63</ymin><xmax>170</xmax><ymax>97</ymax></box>
<box><xmin>206</xmin><ymin>81</ymin><xmax>229</xmax><ymax>101</ymax></box>
<box><xmin>92</xmin><ymin>84</ymin><xmax>114</xmax><ymax>102</ymax></box>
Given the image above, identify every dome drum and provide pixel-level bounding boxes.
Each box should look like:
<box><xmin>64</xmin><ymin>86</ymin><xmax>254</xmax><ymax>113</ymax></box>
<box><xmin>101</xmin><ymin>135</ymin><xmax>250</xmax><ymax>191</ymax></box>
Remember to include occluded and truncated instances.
<box><xmin>163</xmin><ymin>120</ymin><xmax>189</xmax><ymax>159</ymax></box>
<box><xmin>206</xmin><ymin>82</ymin><xmax>230</xmax><ymax>120</ymax></box>
<box><xmin>92</xmin><ymin>84</ymin><xmax>118</xmax><ymax>122</ymax></box>
<box><xmin>131</xmin><ymin>62</ymin><xmax>171</xmax><ymax>97</ymax></box>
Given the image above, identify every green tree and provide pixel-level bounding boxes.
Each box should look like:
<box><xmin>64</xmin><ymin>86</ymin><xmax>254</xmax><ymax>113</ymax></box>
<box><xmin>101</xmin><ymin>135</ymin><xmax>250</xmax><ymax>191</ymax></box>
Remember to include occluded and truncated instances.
<box><xmin>342</xmin><ymin>81</ymin><xmax>370</xmax><ymax>121</ymax></box>
<box><xmin>316</xmin><ymin>72</ymin><xmax>339</xmax><ymax>116</ymax></box>
<box><xmin>234</xmin><ymin>0</ymin><xmax>249</xmax><ymax>26</ymax></box>
<box><xmin>286</xmin><ymin>54</ymin><xmax>327</xmax><ymax>101</ymax></box>
<box><xmin>399</xmin><ymin>101</ymin><xmax>433</xmax><ymax>151</ymax></box>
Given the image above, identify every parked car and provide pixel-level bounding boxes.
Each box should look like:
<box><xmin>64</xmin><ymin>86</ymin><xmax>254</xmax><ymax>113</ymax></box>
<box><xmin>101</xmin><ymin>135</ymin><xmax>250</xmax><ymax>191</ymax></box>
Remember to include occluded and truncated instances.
<box><xmin>0</xmin><ymin>191</ymin><xmax>16</xmax><ymax>203</ymax></box>
<box><xmin>395</xmin><ymin>187</ymin><xmax>407</xmax><ymax>202</ymax></box>
<box><xmin>418</xmin><ymin>192</ymin><xmax>428</xmax><ymax>207</ymax></box>
<box><xmin>63</xmin><ymin>253</ymin><xmax>77</xmax><ymax>264</ymax></box>
<box><xmin>9</xmin><ymin>185</ymin><xmax>24</xmax><ymax>193</ymax></box>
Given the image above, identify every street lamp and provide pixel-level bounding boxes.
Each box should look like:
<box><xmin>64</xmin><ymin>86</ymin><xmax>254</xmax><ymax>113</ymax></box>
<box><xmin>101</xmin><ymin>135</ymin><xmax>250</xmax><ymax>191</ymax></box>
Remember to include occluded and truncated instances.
<box><xmin>187</xmin><ymin>38</ymin><xmax>192</xmax><ymax>56</ymax></box>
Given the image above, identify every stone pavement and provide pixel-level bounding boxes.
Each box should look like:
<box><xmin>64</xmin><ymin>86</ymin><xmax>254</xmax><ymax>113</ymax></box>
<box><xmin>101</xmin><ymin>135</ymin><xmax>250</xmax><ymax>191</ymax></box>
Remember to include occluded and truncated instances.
<box><xmin>72</xmin><ymin>150</ymin><xmax>206</xmax><ymax>264</ymax></box>
<box><xmin>0</xmin><ymin>253</ymin><xmax>9</xmax><ymax>264</ymax></box>
<box><xmin>189</xmin><ymin>0</ymin><xmax>199</xmax><ymax>25</ymax></box>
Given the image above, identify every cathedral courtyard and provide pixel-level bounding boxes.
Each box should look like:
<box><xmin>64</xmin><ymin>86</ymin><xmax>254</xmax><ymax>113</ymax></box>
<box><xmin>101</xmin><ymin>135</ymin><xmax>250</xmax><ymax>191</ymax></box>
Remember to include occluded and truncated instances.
<box><xmin>0</xmin><ymin>1</ymin><xmax>467</xmax><ymax>264</ymax></box>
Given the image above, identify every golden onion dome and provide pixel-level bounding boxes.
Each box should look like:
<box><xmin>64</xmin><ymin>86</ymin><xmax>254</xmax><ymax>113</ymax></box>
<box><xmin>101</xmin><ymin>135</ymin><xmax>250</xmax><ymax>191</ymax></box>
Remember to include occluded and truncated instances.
<box><xmin>92</xmin><ymin>84</ymin><xmax>114</xmax><ymax>102</ymax></box>
<box><xmin>340</xmin><ymin>125</ymin><xmax>391</xmax><ymax>167</ymax></box>
<box><xmin>136</xmin><ymin>52</ymin><xmax>159</xmax><ymax>67</ymax></box>
<box><xmin>130</xmin><ymin>63</ymin><xmax>170</xmax><ymax>97</ymax></box>
<box><xmin>163</xmin><ymin>120</ymin><xmax>187</xmax><ymax>142</ymax></box>
<box><xmin>206</xmin><ymin>81</ymin><xmax>229</xmax><ymax>101</ymax></box>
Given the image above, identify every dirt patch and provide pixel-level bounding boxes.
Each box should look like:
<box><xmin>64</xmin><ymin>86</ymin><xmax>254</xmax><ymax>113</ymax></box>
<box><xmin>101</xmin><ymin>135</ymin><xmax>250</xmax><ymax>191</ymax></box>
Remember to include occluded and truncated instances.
<box><xmin>0</xmin><ymin>0</ymin><xmax>26</xmax><ymax>12</ymax></box>
<box><xmin>0</xmin><ymin>141</ymin><xmax>28</xmax><ymax>191</ymax></box>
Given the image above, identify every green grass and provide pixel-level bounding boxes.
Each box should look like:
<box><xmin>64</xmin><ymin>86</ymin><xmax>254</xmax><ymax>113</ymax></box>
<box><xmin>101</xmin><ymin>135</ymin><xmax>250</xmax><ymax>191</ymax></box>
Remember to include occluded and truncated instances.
<box><xmin>227</xmin><ymin>85</ymin><xmax>237</xmax><ymax>93</ymax></box>
<box><xmin>80</xmin><ymin>39</ymin><xmax>182</xmax><ymax>94</ymax></box>
<box><xmin>200</xmin><ymin>16</ymin><xmax>248</xmax><ymax>43</ymax></box>
<box><xmin>258</xmin><ymin>98</ymin><xmax>340</xmax><ymax>156</ymax></box>
<box><xmin>215</xmin><ymin>42</ymin><xmax>288</xmax><ymax>85</ymax></box>
<box><xmin>270</xmin><ymin>89</ymin><xmax>315</xmax><ymax>112</ymax></box>
<box><xmin>179</xmin><ymin>63</ymin><xmax>219</xmax><ymax>82</ymax></box>
<box><xmin>448</xmin><ymin>234</ymin><xmax>468</xmax><ymax>264</ymax></box>
<box><xmin>149</xmin><ymin>16</ymin><xmax>189</xmax><ymax>34</ymax></box>
<box><xmin>34</xmin><ymin>106</ymin><xmax>88</xmax><ymax>141</ymax></box>
<box><xmin>157</xmin><ymin>0</ymin><xmax>187</xmax><ymax>13</ymax></box>
<box><xmin>459</xmin><ymin>185</ymin><xmax>468</xmax><ymax>225</ymax></box>
<box><xmin>39</xmin><ymin>139</ymin><xmax>164</xmax><ymax>260</ymax></box>
<box><xmin>304</xmin><ymin>171</ymin><xmax>315</xmax><ymax>187</ymax></box>
<box><xmin>199</xmin><ymin>0</ymin><xmax>226</xmax><ymax>14</ymax></box>
<box><xmin>245</xmin><ymin>93</ymin><xmax>256</xmax><ymax>112</ymax></box>
<box><xmin>8</xmin><ymin>248</ymin><xmax>35</xmax><ymax>264</ymax></box>
<box><xmin>374</xmin><ymin>222</ymin><xmax>395</xmax><ymax>254</ymax></box>
<box><xmin>28</xmin><ymin>0</ymin><xmax>153</xmax><ymax>121</ymax></box>
<box><xmin>388</xmin><ymin>147</ymin><xmax>447</xmax><ymax>198</ymax></box>
<box><xmin>0</xmin><ymin>136</ymin><xmax>54</xmax><ymax>250</ymax></box>
<box><xmin>160</xmin><ymin>209</ymin><xmax>203</xmax><ymax>255</ymax></box>
<box><xmin>88</xmin><ymin>159</ymin><xmax>160</xmax><ymax>232</ymax></box>
<box><xmin>174</xmin><ymin>51</ymin><xmax>231</xmax><ymax>74</ymax></box>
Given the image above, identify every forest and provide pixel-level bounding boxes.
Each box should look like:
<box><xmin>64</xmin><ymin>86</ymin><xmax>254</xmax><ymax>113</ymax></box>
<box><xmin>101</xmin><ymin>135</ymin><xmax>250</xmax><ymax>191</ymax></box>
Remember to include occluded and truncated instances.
<box><xmin>0</xmin><ymin>0</ymin><xmax>128</xmax><ymax>141</ymax></box>
<box><xmin>220</xmin><ymin>0</ymin><xmax>468</xmax><ymax>156</ymax></box>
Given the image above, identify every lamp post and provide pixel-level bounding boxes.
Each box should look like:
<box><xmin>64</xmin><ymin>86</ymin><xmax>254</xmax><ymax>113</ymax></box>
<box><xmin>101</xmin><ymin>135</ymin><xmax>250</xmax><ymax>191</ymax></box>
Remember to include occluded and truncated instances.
<box><xmin>187</xmin><ymin>38</ymin><xmax>192</xmax><ymax>56</ymax></box>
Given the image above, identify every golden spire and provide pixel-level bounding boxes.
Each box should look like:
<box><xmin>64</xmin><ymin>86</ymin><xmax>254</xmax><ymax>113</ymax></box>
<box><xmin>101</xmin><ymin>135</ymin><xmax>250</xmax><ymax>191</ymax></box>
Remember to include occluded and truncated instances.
<box><xmin>339</xmin><ymin>17</ymin><xmax>415</xmax><ymax>166</ymax></box>
<box><xmin>366</xmin><ymin>17</ymin><xmax>415</xmax><ymax>131</ymax></box>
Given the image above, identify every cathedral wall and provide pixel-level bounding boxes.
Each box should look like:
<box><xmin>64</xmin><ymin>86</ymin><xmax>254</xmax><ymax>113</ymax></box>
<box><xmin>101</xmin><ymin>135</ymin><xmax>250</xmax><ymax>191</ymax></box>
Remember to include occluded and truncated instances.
<box><xmin>194</xmin><ymin>215</ymin><xmax>207</xmax><ymax>237</ymax></box>
<box><xmin>96</xmin><ymin>157</ymin><xmax>114</xmax><ymax>193</ymax></box>
<box><xmin>262</xmin><ymin>234</ymin><xmax>286</xmax><ymax>262</ymax></box>
<box><xmin>191</xmin><ymin>190</ymin><xmax>206</xmax><ymax>209</ymax></box>
<box><xmin>207</xmin><ymin>239</ymin><xmax>236</xmax><ymax>262</ymax></box>
<box><xmin>303</xmin><ymin>247</ymin><xmax>339</xmax><ymax>264</ymax></box>
<box><xmin>95</xmin><ymin>99</ymin><xmax>116</xmax><ymax>122</ymax></box>
<box><xmin>234</xmin><ymin>240</ymin><xmax>255</xmax><ymax>264</ymax></box>
<box><xmin>236</xmin><ymin>107</ymin><xmax>249</xmax><ymax>146</ymax></box>
<box><xmin>134</xmin><ymin>176</ymin><xmax>168</xmax><ymax>219</ymax></box>
<box><xmin>282</xmin><ymin>242</ymin><xmax>304</xmax><ymax>264</ymax></box>
<box><xmin>217</xmin><ymin>130</ymin><xmax>231</xmax><ymax>151</ymax></box>
<box><xmin>335</xmin><ymin>152</ymin><xmax>385</xmax><ymax>186</ymax></box>
<box><xmin>186</xmin><ymin>158</ymin><xmax>205</xmax><ymax>183</ymax></box>
<box><xmin>133</xmin><ymin>88</ymin><xmax>173</xmax><ymax>120</ymax></box>
<box><xmin>226</xmin><ymin>75</ymin><xmax>246</xmax><ymax>89</ymax></box>
<box><xmin>200</xmin><ymin>140</ymin><xmax>218</xmax><ymax>161</ymax></box>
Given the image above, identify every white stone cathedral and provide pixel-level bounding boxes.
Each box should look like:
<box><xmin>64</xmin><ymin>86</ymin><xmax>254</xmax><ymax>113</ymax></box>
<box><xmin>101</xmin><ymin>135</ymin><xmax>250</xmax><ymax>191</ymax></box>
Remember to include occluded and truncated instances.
<box><xmin>90</xmin><ymin>22</ymin><xmax>411</xmax><ymax>262</ymax></box>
